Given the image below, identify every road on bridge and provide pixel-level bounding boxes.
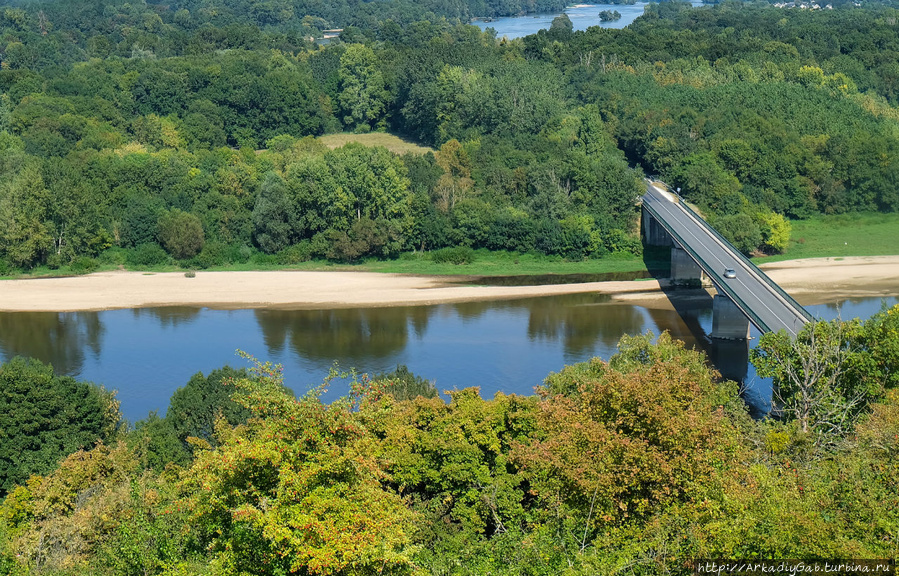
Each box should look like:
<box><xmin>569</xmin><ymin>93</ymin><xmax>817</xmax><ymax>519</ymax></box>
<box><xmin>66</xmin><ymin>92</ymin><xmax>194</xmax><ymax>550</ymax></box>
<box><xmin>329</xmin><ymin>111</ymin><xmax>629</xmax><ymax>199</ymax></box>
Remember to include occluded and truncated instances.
<box><xmin>642</xmin><ymin>181</ymin><xmax>811</xmax><ymax>338</ymax></box>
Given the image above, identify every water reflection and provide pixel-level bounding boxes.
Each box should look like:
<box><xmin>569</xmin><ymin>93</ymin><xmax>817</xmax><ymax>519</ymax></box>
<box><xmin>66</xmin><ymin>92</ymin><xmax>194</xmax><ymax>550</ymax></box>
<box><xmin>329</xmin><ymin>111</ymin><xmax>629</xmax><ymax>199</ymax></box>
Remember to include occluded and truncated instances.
<box><xmin>131</xmin><ymin>307</ymin><xmax>202</xmax><ymax>327</ymax></box>
<box><xmin>522</xmin><ymin>294</ymin><xmax>645</xmax><ymax>356</ymax></box>
<box><xmin>0</xmin><ymin>292</ymin><xmax>896</xmax><ymax>423</ymax></box>
<box><xmin>254</xmin><ymin>307</ymin><xmax>426</xmax><ymax>365</ymax></box>
<box><xmin>0</xmin><ymin>311</ymin><xmax>103</xmax><ymax>376</ymax></box>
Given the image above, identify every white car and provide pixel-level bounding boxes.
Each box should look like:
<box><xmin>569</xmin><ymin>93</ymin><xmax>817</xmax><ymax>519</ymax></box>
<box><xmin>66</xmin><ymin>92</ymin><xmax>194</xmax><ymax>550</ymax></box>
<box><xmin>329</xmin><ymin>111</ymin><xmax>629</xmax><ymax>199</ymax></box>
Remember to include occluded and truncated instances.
<box><xmin>723</xmin><ymin>268</ymin><xmax>737</xmax><ymax>279</ymax></box>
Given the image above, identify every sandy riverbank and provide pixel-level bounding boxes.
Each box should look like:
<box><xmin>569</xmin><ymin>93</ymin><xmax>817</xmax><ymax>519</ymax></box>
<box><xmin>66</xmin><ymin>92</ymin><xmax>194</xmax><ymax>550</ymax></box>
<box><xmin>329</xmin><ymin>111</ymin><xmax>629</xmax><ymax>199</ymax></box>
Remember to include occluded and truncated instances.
<box><xmin>1</xmin><ymin>256</ymin><xmax>898</xmax><ymax>312</ymax></box>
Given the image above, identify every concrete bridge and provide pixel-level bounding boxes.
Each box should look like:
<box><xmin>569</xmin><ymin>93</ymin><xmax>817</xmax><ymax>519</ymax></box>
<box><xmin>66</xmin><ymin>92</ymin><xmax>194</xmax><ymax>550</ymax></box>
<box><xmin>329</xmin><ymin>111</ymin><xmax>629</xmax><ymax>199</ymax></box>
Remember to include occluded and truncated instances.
<box><xmin>641</xmin><ymin>181</ymin><xmax>812</xmax><ymax>340</ymax></box>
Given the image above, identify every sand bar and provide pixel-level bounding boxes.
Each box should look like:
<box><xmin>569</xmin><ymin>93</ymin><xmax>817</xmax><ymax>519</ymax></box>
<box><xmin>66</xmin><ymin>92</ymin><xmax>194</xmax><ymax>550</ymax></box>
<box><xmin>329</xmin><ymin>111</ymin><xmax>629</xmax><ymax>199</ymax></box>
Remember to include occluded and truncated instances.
<box><xmin>1</xmin><ymin>256</ymin><xmax>899</xmax><ymax>312</ymax></box>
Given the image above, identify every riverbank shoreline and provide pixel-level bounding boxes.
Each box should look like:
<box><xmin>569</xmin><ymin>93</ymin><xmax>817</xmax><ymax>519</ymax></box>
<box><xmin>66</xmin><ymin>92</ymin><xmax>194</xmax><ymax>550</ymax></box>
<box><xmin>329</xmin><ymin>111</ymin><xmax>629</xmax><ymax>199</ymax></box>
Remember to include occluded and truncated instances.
<box><xmin>2</xmin><ymin>255</ymin><xmax>898</xmax><ymax>312</ymax></box>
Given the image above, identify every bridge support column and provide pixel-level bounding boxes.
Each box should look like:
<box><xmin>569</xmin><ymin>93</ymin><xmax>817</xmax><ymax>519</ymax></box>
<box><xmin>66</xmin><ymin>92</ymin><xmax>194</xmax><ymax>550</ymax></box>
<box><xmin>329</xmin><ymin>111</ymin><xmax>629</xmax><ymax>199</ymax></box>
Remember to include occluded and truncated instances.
<box><xmin>670</xmin><ymin>246</ymin><xmax>704</xmax><ymax>283</ymax></box>
<box><xmin>641</xmin><ymin>210</ymin><xmax>673</xmax><ymax>246</ymax></box>
<box><xmin>711</xmin><ymin>294</ymin><xmax>750</xmax><ymax>340</ymax></box>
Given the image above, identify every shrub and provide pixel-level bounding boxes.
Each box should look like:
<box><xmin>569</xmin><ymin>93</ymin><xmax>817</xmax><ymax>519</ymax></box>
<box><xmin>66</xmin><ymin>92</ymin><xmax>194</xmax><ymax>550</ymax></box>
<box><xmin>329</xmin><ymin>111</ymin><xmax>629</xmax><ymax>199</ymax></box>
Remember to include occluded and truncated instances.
<box><xmin>98</xmin><ymin>247</ymin><xmax>127</xmax><ymax>265</ymax></box>
<box><xmin>46</xmin><ymin>252</ymin><xmax>64</xmax><ymax>270</ymax></box>
<box><xmin>189</xmin><ymin>241</ymin><xmax>229</xmax><ymax>269</ymax></box>
<box><xmin>70</xmin><ymin>256</ymin><xmax>99</xmax><ymax>274</ymax></box>
<box><xmin>277</xmin><ymin>242</ymin><xmax>315</xmax><ymax>265</ymax></box>
<box><xmin>431</xmin><ymin>246</ymin><xmax>474</xmax><ymax>265</ymax></box>
<box><xmin>127</xmin><ymin>243</ymin><xmax>169</xmax><ymax>267</ymax></box>
<box><xmin>158</xmin><ymin>209</ymin><xmax>205</xmax><ymax>260</ymax></box>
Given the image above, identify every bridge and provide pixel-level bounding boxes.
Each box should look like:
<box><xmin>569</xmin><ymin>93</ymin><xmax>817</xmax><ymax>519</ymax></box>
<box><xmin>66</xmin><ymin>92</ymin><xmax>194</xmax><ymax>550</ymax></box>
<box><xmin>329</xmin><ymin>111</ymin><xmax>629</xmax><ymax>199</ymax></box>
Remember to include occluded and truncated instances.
<box><xmin>641</xmin><ymin>181</ymin><xmax>813</xmax><ymax>340</ymax></box>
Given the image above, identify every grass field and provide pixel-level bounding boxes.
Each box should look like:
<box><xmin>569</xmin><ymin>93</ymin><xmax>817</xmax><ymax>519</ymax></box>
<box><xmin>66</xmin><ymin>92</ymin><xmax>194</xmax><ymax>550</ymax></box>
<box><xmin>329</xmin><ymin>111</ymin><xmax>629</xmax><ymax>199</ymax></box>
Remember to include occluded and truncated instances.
<box><xmin>317</xmin><ymin>132</ymin><xmax>434</xmax><ymax>155</ymax></box>
<box><xmin>351</xmin><ymin>250</ymin><xmax>652</xmax><ymax>277</ymax></box>
<box><xmin>756</xmin><ymin>212</ymin><xmax>899</xmax><ymax>263</ymax></box>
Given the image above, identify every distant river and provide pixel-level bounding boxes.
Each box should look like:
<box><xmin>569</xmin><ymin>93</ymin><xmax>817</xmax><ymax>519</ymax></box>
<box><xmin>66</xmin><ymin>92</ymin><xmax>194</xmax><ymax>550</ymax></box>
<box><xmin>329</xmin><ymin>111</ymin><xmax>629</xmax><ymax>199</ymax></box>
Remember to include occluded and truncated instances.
<box><xmin>1</xmin><ymin>291</ymin><xmax>896</xmax><ymax>423</ymax></box>
<box><xmin>472</xmin><ymin>1</ymin><xmax>706</xmax><ymax>38</ymax></box>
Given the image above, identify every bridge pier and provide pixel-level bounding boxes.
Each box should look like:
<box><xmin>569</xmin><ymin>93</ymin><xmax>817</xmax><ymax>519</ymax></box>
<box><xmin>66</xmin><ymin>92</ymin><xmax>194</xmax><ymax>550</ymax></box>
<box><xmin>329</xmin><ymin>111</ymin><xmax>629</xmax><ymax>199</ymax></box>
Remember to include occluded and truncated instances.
<box><xmin>641</xmin><ymin>211</ymin><xmax>673</xmax><ymax>247</ymax></box>
<box><xmin>711</xmin><ymin>294</ymin><xmax>751</xmax><ymax>340</ymax></box>
<box><xmin>670</xmin><ymin>246</ymin><xmax>705</xmax><ymax>284</ymax></box>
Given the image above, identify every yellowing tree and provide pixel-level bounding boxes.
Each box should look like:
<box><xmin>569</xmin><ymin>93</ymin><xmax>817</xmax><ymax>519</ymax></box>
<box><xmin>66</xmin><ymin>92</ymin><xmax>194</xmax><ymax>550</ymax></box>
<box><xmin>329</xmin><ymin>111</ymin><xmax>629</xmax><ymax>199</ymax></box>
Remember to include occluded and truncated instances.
<box><xmin>433</xmin><ymin>139</ymin><xmax>473</xmax><ymax>212</ymax></box>
<box><xmin>180</xmin><ymin>357</ymin><xmax>417</xmax><ymax>575</ymax></box>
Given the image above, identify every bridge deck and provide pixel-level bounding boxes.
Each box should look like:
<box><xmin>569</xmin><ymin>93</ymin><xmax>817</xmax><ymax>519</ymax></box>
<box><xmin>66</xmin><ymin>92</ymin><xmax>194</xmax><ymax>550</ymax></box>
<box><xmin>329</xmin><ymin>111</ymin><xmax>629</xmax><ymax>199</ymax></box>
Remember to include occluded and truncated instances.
<box><xmin>642</xmin><ymin>182</ymin><xmax>812</xmax><ymax>338</ymax></box>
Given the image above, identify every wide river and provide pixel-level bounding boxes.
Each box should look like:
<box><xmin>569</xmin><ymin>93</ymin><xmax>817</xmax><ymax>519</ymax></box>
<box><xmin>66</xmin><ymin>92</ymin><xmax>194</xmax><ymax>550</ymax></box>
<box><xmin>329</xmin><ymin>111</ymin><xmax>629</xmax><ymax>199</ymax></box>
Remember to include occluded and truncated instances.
<box><xmin>472</xmin><ymin>1</ymin><xmax>706</xmax><ymax>38</ymax></box>
<box><xmin>1</xmin><ymin>292</ymin><xmax>896</xmax><ymax>422</ymax></box>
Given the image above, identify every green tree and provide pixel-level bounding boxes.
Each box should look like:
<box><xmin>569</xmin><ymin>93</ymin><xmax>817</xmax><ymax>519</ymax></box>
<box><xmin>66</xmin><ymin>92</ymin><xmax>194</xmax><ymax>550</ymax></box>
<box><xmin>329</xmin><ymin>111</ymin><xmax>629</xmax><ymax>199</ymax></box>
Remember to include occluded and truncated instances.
<box><xmin>548</xmin><ymin>13</ymin><xmax>573</xmax><ymax>39</ymax></box>
<box><xmin>166</xmin><ymin>366</ymin><xmax>256</xmax><ymax>452</ymax></box>
<box><xmin>0</xmin><ymin>357</ymin><xmax>121</xmax><ymax>494</ymax></box>
<box><xmin>157</xmin><ymin>208</ymin><xmax>205</xmax><ymax>260</ymax></box>
<box><xmin>0</xmin><ymin>153</ymin><xmax>53</xmax><ymax>268</ymax></box>
<box><xmin>751</xmin><ymin>319</ymin><xmax>876</xmax><ymax>449</ymax></box>
<box><xmin>371</xmin><ymin>364</ymin><xmax>438</xmax><ymax>401</ymax></box>
<box><xmin>338</xmin><ymin>44</ymin><xmax>390</xmax><ymax>131</ymax></box>
<box><xmin>252</xmin><ymin>172</ymin><xmax>295</xmax><ymax>254</ymax></box>
<box><xmin>713</xmin><ymin>212</ymin><xmax>762</xmax><ymax>255</ymax></box>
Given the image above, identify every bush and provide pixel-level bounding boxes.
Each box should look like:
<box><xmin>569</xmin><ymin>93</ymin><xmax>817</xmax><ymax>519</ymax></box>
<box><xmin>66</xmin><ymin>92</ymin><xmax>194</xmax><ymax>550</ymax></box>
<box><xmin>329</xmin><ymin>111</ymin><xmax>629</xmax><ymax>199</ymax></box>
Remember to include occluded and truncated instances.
<box><xmin>127</xmin><ymin>243</ymin><xmax>169</xmax><ymax>267</ymax></box>
<box><xmin>0</xmin><ymin>258</ymin><xmax>9</xmax><ymax>276</ymax></box>
<box><xmin>70</xmin><ymin>256</ymin><xmax>99</xmax><ymax>274</ymax></box>
<box><xmin>189</xmin><ymin>241</ymin><xmax>229</xmax><ymax>269</ymax></box>
<box><xmin>251</xmin><ymin>251</ymin><xmax>280</xmax><ymax>266</ymax></box>
<box><xmin>277</xmin><ymin>242</ymin><xmax>315</xmax><ymax>265</ymax></box>
<box><xmin>158</xmin><ymin>209</ymin><xmax>205</xmax><ymax>260</ymax></box>
<box><xmin>431</xmin><ymin>246</ymin><xmax>475</xmax><ymax>265</ymax></box>
<box><xmin>98</xmin><ymin>247</ymin><xmax>127</xmax><ymax>266</ymax></box>
<box><xmin>46</xmin><ymin>252</ymin><xmax>64</xmax><ymax>270</ymax></box>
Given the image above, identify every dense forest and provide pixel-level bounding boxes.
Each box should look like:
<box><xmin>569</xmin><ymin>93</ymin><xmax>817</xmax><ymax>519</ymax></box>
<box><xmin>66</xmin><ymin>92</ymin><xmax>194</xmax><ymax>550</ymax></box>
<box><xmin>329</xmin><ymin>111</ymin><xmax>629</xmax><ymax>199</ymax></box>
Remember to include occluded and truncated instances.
<box><xmin>1</xmin><ymin>305</ymin><xmax>898</xmax><ymax>574</ymax></box>
<box><xmin>3</xmin><ymin>0</ymin><xmax>899</xmax><ymax>273</ymax></box>
<box><xmin>3</xmin><ymin>0</ymin><xmax>899</xmax><ymax>571</ymax></box>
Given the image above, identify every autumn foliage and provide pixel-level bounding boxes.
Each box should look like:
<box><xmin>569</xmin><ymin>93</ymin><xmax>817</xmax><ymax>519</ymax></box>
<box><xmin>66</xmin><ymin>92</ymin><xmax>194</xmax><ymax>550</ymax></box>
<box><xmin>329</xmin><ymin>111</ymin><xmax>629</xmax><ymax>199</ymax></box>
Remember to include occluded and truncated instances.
<box><xmin>2</xmin><ymin>327</ymin><xmax>898</xmax><ymax>575</ymax></box>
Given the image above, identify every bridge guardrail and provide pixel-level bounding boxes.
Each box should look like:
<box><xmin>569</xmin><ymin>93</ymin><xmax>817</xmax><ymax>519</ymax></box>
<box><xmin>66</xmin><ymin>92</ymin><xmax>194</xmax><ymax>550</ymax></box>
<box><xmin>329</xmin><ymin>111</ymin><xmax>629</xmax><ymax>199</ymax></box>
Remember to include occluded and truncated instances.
<box><xmin>642</xmin><ymin>200</ymin><xmax>772</xmax><ymax>333</ymax></box>
<box><xmin>674</xmin><ymin>196</ymin><xmax>814</xmax><ymax>324</ymax></box>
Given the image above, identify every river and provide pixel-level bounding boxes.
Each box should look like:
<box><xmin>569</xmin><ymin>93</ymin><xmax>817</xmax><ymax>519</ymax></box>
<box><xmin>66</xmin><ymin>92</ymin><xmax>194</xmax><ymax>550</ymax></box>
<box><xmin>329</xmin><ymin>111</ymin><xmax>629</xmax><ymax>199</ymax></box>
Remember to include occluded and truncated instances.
<box><xmin>471</xmin><ymin>1</ymin><xmax>706</xmax><ymax>38</ymax></box>
<box><xmin>1</xmin><ymin>291</ymin><xmax>896</xmax><ymax>423</ymax></box>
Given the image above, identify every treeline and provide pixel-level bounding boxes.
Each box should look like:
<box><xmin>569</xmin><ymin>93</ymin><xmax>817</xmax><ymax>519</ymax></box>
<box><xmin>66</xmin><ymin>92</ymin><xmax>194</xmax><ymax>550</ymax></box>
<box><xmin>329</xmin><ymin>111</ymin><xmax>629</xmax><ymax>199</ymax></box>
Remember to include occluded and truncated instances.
<box><xmin>4</xmin><ymin>3</ymin><xmax>899</xmax><ymax>272</ymax></box>
<box><xmin>0</xmin><ymin>0</ymin><xmax>565</xmax><ymax>65</ymax></box>
<box><xmin>1</xmin><ymin>305</ymin><xmax>898</xmax><ymax>574</ymax></box>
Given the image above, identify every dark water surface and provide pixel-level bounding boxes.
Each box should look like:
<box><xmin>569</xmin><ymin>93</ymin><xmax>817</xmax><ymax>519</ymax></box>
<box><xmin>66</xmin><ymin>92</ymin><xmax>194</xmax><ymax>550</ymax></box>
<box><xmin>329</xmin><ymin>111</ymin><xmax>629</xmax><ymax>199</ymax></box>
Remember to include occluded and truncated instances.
<box><xmin>2</xmin><ymin>292</ymin><xmax>897</xmax><ymax>423</ymax></box>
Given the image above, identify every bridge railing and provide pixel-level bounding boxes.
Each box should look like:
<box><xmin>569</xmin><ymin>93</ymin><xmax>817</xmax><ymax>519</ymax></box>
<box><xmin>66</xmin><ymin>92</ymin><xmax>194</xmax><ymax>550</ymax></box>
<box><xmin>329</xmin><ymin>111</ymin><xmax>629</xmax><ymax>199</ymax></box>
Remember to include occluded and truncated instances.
<box><xmin>674</xmin><ymin>195</ymin><xmax>814</xmax><ymax>323</ymax></box>
<box><xmin>642</xmin><ymin>200</ymin><xmax>772</xmax><ymax>333</ymax></box>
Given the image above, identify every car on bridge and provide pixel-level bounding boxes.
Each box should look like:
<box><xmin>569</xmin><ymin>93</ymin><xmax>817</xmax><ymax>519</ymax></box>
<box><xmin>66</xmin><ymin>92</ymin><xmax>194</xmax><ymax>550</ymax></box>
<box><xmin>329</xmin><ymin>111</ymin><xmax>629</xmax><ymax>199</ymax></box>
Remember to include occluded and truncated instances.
<box><xmin>723</xmin><ymin>268</ymin><xmax>737</xmax><ymax>279</ymax></box>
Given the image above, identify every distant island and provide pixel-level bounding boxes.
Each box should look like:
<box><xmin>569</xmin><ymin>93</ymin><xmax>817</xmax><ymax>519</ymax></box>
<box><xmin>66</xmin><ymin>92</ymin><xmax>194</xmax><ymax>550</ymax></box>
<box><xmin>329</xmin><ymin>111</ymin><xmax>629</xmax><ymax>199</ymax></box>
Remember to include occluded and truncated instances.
<box><xmin>606</xmin><ymin>0</ymin><xmax>636</xmax><ymax>4</ymax></box>
<box><xmin>599</xmin><ymin>9</ymin><xmax>622</xmax><ymax>20</ymax></box>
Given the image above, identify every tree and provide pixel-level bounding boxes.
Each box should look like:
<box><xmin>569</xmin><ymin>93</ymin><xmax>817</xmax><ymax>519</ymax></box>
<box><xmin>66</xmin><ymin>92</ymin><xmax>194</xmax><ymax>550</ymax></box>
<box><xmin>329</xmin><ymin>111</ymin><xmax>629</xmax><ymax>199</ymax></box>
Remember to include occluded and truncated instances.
<box><xmin>433</xmin><ymin>139</ymin><xmax>473</xmax><ymax>212</ymax></box>
<box><xmin>512</xmin><ymin>332</ymin><xmax>744</xmax><ymax>566</ymax></box>
<box><xmin>0</xmin><ymin>153</ymin><xmax>53</xmax><ymax>268</ymax></box>
<box><xmin>371</xmin><ymin>364</ymin><xmax>438</xmax><ymax>401</ymax></box>
<box><xmin>755</xmin><ymin>210</ymin><xmax>791</xmax><ymax>254</ymax></box>
<box><xmin>548</xmin><ymin>14</ymin><xmax>573</xmax><ymax>39</ymax></box>
<box><xmin>337</xmin><ymin>44</ymin><xmax>390</xmax><ymax>131</ymax></box>
<box><xmin>0</xmin><ymin>357</ymin><xmax>121</xmax><ymax>494</ymax></box>
<box><xmin>713</xmin><ymin>212</ymin><xmax>762</xmax><ymax>255</ymax></box>
<box><xmin>157</xmin><ymin>208</ymin><xmax>204</xmax><ymax>259</ymax></box>
<box><xmin>252</xmin><ymin>172</ymin><xmax>295</xmax><ymax>254</ymax></box>
<box><xmin>751</xmin><ymin>320</ymin><xmax>875</xmax><ymax>448</ymax></box>
<box><xmin>166</xmin><ymin>366</ymin><xmax>257</xmax><ymax>452</ymax></box>
<box><xmin>180</xmin><ymin>356</ymin><xmax>417</xmax><ymax>575</ymax></box>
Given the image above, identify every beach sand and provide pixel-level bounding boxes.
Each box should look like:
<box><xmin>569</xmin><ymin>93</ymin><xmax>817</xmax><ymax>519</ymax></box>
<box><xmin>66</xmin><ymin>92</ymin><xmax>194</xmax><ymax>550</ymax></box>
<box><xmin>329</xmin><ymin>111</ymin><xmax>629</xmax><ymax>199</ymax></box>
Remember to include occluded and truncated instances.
<box><xmin>1</xmin><ymin>256</ymin><xmax>898</xmax><ymax>312</ymax></box>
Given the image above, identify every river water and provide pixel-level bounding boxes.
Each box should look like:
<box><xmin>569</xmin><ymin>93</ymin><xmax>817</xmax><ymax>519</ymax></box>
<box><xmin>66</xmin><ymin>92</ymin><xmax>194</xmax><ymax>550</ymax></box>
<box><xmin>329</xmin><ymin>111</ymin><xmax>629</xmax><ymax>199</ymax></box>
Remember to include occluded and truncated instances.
<box><xmin>1</xmin><ymin>292</ymin><xmax>896</xmax><ymax>423</ymax></box>
<box><xmin>471</xmin><ymin>1</ymin><xmax>706</xmax><ymax>38</ymax></box>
